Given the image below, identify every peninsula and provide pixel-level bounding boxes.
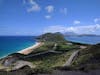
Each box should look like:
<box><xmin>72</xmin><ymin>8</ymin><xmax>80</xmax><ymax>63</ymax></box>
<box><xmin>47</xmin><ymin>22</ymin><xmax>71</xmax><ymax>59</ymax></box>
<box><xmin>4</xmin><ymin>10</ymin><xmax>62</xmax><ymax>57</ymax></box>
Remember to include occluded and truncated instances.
<box><xmin>0</xmin><ymin>32</ymin><xmax>100</xmax><ymax>75</ymax></box>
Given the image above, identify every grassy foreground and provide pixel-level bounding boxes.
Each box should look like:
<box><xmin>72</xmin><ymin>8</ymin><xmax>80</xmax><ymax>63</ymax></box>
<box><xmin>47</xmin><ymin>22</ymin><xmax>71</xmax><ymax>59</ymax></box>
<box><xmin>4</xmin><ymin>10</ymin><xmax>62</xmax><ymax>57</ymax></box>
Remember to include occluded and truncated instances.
<box><xmin>0</xmin><ymin>33</ymin><xmax>81</xmax><ymax>73</ymax></box>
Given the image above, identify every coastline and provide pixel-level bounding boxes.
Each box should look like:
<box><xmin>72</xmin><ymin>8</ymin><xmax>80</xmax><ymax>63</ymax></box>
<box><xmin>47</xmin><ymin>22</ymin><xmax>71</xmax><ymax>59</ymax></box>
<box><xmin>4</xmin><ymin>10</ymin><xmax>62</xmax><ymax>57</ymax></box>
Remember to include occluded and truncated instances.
<box><xmin>18</xmin><ymin>42</ymin><xmax>44</xmax><ymax>55</ymax></box>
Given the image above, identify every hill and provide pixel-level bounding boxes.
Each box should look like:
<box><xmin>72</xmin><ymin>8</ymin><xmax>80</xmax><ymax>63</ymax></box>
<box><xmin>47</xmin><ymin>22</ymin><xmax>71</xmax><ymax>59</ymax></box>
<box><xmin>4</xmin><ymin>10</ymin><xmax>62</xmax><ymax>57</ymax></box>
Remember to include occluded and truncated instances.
<box><xmin>0</xmin><ymin>33</ymin><xmax>100</xmax><ymax>75</ymax></box>
<box><xmin>37</xmin><ymin>32</ymin><xmax>67</xmax><ymax>43</ymax></box>
<box><xmin>72</xmin><ymin>43</ymin><xmax>100</xmax><ymax>70</ymax></box>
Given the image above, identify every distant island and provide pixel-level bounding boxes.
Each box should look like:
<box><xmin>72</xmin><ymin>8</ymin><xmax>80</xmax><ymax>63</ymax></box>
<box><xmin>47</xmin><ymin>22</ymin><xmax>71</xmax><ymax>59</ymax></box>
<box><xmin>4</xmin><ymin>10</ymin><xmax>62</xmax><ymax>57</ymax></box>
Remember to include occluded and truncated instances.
<box><xmin>77</xmin><ymin>34</ymin><xmax>100</xmax><ymax>37</ymax></box>
<box><xmin>0</xmin><ymin>32</ymin><xmax>100</xmax><ymax>75</ymax></box>
<box><xmin>63</xmin><ymin>32</ymin><xmax>100</xmax><ymax>37</ymax></box>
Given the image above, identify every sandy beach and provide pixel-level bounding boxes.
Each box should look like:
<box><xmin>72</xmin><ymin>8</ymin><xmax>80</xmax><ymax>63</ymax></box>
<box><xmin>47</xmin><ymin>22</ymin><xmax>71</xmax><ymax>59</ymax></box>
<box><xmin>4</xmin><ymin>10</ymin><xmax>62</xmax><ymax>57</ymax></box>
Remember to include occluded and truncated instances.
<box><xmin>18</xmin><ymin>42</ymin><xmax>44</xmax><ymax>55</ymax></box>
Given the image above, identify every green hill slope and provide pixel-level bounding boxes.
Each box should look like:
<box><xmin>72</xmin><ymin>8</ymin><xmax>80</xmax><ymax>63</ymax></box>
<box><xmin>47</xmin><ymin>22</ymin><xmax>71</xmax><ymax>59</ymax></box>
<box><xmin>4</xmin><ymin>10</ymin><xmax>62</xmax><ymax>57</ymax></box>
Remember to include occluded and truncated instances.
<box><xmin>72</xmin><ymin>44</ymin><xmax>100</xmax><ymax>70</ymax></box>
<box><xmin>37</xmin><ymin>32</ymin><xmax>67</xmax><ymax>43</ymax></box>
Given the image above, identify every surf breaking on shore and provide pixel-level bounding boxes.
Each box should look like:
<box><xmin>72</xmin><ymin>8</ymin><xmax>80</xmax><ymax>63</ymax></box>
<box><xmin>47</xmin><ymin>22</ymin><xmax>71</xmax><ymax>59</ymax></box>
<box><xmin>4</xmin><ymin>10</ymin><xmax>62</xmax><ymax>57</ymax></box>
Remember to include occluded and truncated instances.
<box><xmin>18</xmin><ymin>42</ymin><xmax>44</xmax><ymax>55</ymax></box>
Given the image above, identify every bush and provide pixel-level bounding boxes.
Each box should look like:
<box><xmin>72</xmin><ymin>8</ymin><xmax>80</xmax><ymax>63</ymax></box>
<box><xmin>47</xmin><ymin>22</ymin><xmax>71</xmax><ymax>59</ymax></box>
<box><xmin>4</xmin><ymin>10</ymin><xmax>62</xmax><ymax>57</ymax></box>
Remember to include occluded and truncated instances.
<box><xmin>33</xmin><ymin>65</ymin><xmax>53</xmax><ymax>73</ymax></box>
<box><xmin>55</xmin><ymin>44</ymin><xmax>78</xmax><ymax>52</ymax></box>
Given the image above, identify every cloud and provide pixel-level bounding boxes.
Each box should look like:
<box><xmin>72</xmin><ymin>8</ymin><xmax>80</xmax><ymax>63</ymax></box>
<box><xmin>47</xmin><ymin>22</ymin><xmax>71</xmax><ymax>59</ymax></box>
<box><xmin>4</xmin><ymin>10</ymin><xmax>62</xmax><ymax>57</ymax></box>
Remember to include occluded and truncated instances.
<box><xmin>45</xmin><ymin>15</ymin><xmax>51</xmax><ymax>19</ymax></box>
<box><xmin>43</xmin><ymin>24</ymin><xmax>100</xmax><ymax>34</ymax></box>
<box><xmin>60</xmin><ymin>8</ymin><xmax>67</xmax><ymax>15</ymax></box>
<box><xmin>44</xmin><ymin>25</ymin><xmax>67</xmax><ymax>33</ymax></box>
<box><xmin>73</xmin><ymin>20</ymin><xmax>80</xmax><ymax>25</ymax></box>
<box><xmin>27</xmin><ymin>4</ymin><xmax>40</xmax><ymax>12</ymax></box>
<box><xmin>94</xmin><ymin>18</ymin><xmax>100</xmax><ymax>23</ymax></box>
<box><xmin>24</xmin><ymin>0</ymin><xmax>41</xmax><ymax>12</ymax></box>
<box><xmin>45</xmin><ymin>5</ymin><xmax>54</xmax><ymax>13</ymax></box>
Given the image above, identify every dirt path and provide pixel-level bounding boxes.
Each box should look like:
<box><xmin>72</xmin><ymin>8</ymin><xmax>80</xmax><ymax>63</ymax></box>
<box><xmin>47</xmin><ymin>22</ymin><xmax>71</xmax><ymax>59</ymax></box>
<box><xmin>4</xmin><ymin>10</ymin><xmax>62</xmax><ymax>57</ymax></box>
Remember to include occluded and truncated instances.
<box><xmin>12</xmin><ymin>60</ymin><xmax>35</xmax><ymax>70</ymax></box>
<box><xmin>63</xmin><ymin>50</ymin><xmax>79</xmax><ymax>66</ymax></box>
<box><xmin>63</xmin><ymin>45</ymin><xmax>87</xmax><ymax>66</ymax></box>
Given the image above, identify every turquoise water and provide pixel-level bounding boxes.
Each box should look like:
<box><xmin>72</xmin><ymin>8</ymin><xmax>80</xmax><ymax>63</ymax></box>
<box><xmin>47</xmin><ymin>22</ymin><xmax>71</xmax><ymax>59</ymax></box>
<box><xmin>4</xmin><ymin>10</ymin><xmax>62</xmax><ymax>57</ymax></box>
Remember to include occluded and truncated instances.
<box><xmin>65</xmin><ymin>36</ymin><xmax>100</xmax><ymax>45</ymax></box>
<box><xmin>0</xmin><ymin>36</ymin><xmax>100</xmax><ymax>58</ymax></box>
<box><xmin>0</xmin><ymin>36</ymin><xmax>36</xmax><ymax>58</ymax></box>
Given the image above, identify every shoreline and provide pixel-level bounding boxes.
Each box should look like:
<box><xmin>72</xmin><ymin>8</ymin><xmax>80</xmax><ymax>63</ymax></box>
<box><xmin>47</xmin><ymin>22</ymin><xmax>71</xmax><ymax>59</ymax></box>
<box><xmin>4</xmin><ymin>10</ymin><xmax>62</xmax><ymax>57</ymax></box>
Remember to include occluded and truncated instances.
<box><xmin>18</xmin><ymin>42</ymin><xmax>44</xmax><ymax>55</ymax></box>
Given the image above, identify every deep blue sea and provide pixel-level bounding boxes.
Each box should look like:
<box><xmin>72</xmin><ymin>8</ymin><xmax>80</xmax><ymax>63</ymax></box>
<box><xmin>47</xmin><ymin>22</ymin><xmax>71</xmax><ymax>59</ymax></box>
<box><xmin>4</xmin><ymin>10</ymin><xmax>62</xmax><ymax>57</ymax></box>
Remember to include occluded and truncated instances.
<box><xmin>0</xmin><ymin>36</ymin><xmax>36</xmax><ymax>58</ymax></box>
<box><xmin>0</xmin><ymin>36</ymin><xmax>100</xmax><ymax>58</ymax></box>
<box><xmin>65</xmin><ymin>36</ymin><xmax>100</xmax><ymax>45</ymax></box>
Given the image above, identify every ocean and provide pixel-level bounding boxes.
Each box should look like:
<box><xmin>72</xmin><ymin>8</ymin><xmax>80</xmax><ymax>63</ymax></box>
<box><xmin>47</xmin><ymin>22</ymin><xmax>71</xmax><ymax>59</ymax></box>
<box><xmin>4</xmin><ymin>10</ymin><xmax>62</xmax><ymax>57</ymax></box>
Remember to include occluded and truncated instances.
<box><xmin>0</xmin><ymin>36</ymin><xmax>36</xmax><ymax>58</ymax></box>
<box><xmin>0</xmin><ymin>36</ymin><xmax>100</xmax><ymax>58</ymax></box>
<box><xmin>65</xmin><ymin>36</ymin><xmax>100</xmax><ymax>45</ymax></box>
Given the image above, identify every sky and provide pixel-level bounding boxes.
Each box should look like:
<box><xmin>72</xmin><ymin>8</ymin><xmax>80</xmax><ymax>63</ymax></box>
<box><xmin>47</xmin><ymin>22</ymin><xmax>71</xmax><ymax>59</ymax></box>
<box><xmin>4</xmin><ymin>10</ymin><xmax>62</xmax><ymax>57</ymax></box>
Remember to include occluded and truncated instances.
<box><xmin>0</xmin><ymin>0</ymin><xmax>100</xmax><ymax>35</ymax></box>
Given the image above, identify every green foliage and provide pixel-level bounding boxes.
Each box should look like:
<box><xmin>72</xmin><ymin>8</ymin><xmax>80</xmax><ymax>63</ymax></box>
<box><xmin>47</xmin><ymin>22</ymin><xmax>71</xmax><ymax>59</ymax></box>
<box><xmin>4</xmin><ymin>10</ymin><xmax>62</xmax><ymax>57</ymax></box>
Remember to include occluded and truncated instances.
<box><xmin>37</xmin><ymin>32</ymin><xmax>67</xmax><ymax>43</ymax></box>
<box><xmin>30</xmin><ymin>51</ymin><xmax>73</xmax><ymax>73</ymax></box>
<box><xmin>72</xmin><ymin>43</ymin><xmax>100</xmax><ymax>70</ymax></box>
<box><xmin>72</xmin><ymin>54</ymin><xmax>92</xmax><ymax>66</ymax></box>
<box><xmin>34</xmin><ymin>65</ymin><xmax>53</xmax><ymax>73</ymax></box>
<box><xmin>55</xmin><ymin>44</ymin><xmax>79</xmax><ymax>52</ymax></box>
<box><xmin>30</xmin><ymin>42</ymin><xmax>55</xmax><ymax>54</ymax></box>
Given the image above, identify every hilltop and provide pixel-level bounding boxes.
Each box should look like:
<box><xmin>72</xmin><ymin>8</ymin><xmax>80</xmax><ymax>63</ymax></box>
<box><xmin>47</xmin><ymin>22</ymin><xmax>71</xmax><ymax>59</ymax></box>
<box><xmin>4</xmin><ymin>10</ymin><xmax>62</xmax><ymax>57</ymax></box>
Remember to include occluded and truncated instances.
<box><xmin>0</xmin><ymin>33</ymin><xmax>100</xmax><ymax>75</ymax></box>
<box><xmin>37</xmin><ymin>32</ymin><xmax>67</xmax><ymax>43</ymax></box>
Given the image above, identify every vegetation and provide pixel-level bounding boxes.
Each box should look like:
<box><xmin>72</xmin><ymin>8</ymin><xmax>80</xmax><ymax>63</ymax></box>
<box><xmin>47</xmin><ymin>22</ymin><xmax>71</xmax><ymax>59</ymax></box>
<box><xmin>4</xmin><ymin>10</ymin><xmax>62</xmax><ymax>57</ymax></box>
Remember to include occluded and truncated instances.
<box><xmin>30</xmin><ymin>50</ymin><xmax>74</xmax><ymax>73</ymax></box>
<box><xmin>30</xmin><ymin>42</ymin><xmax>55</xmax><ymax>54</ymax></box>
<box><xmin>26</xmin><ymin>32</ymin><xmax>80</xmax><ymax>73</ymax></box>
<box><xmin>37</xmin><ymin>32</ymin><xmax>67</xmax><ymax>43</ymax></box>
<box><xmin>72</xmin><ymin>44</ymin><xmax>100</xmax><ymax>71</ymax></box>
<box><xmin>55</xmin><ymin>44</ymin><xmax>79</xmax><ymax>52</ymax></box>
<box><xmin>1</xmin><ymin>32</ymin><xmax>99</xmax><ymax>74</ymax></box>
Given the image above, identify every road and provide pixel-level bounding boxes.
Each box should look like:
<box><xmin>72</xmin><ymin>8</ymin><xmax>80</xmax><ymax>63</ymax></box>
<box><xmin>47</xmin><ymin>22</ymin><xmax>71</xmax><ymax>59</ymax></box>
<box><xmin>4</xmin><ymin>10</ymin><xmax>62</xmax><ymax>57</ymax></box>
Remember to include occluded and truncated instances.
<box><xmin>12</xmin><ymin>60</ymin><xmax>35</xmax><ymax>70</ymax></box>
<box><xmin>63</xmin><ymin>50</ymin><xmax>79</xmax><ymax>66</ymax></box>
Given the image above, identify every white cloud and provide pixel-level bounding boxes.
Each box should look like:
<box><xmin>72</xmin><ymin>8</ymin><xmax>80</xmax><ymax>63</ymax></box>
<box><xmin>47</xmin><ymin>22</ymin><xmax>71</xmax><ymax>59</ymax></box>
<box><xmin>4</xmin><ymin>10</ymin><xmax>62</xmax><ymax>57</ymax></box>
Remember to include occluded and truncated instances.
<box><xmin>27</xmin><ymin>4</ymin><xmax>40</xmax><ymax>12</ymax></box>
<box><xmin>94</xmin><ymin>18</ymin><xmax>100</xmax><ymax>23</ymax></box>
<box><xmin>60</xmin><ymin>8</ymin><xmax>67</xmax><ymax>15</ymax></box>
<box><xmin>45</xmin><ymin>5</ymin><xmax>54</xmax><ymax>13</ymax></box>
<box><xmin>43</xmin><ymin>24</ymin><xmax>100</xmax><ymax>34</ymax></box>
<box><xmin>45</xmin><ymin>15</ymin><xmax>51</xmax><ymax>19</ymax></box>
<box><xmin>73</xmin><ymin>20</ymin><xmax>80</xmax><ymax>25</ymax></box>
<box><xmin>44</xmin><ymin>25</ymin><xmax>67</xmax><ymax>33</ymax></box>
<box><xmin>25</xmin><ymin>0</ymin><xmax>41</xmax><ymax>12</ymax></box>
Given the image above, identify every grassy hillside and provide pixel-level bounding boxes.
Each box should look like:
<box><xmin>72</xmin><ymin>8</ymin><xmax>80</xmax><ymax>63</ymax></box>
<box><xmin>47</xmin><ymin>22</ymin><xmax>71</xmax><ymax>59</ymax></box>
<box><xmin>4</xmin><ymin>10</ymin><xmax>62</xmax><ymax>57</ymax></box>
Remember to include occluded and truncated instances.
<box><xmin>0</xmin><ymin>33</ymin><xmax>99</xmax><ymax>75</ymax></box>
<box><xmin>72</xmin><ymin>44</ymin><xmax>100</xmax><ymax>70</ymax></box>
<box><xmin>37</xmin><ymin>32</ymin><xmax>67</xmax><ymax>43</ymax></box>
